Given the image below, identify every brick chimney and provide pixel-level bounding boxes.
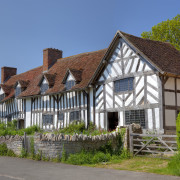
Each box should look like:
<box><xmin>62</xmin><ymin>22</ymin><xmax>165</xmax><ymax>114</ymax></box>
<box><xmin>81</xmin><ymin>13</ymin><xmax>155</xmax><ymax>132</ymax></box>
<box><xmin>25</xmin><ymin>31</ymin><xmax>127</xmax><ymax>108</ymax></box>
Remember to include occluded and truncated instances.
<box><xmin>43</xmin><ymin>48</ymin><xmax>63</xmax><ymax>72</ymax></box>
<box><xmin>1</xmin><ymin>67</ymin><xmax>17</xmax><ymax>84</ymax></box>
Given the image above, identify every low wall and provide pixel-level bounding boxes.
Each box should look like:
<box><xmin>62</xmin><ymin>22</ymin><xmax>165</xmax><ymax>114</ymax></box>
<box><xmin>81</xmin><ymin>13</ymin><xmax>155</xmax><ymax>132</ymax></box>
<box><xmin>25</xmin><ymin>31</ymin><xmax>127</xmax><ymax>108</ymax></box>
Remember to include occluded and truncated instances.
<box><xmin>34</xmin><ymin>132</ymin><xmax>122</xmax><ymax>159</ymax></box>
<box><xmin>0</xmin><ymin>135</ymin><xmax>24</xmax><ymax>155</ymax></box>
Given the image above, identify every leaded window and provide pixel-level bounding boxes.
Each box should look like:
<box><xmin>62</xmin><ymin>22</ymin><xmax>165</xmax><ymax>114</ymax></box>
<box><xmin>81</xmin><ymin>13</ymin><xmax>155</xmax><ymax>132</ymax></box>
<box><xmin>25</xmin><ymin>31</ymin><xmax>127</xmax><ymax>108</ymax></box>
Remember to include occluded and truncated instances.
<box><xmin>114</xmin><ymin>77</ymin><xmax>134</xmax><ymax>93</ymax></box>
<box><xmin>58</xmin><ymin>112</ymin><xmax>64</xmax><ymax>121</ymax></box>
<box><xmin>42</xmin><ymin>114</ymin><xmax>53</xmax><ymax>125</ymax></box>
<box><xmin>70</xmin><ymin>111</ymin><xmax>80</xmax><ymax>121</ymax></box>
<box><xmin>125</xmin><ymin>110</ymin><xmax>145</xmax><ymax>128</ymax></box>
<box><xmin>15</xmin><ymin>87</ymin><xmax>21</xmax><ymax>97</ymax></box>
<box><xmin>66</xmin><ymin>80</ymin><xmax>75</xmax><ymax>90</ymax></box>
<box><xmin>0</xmin><ymin>94</ymin><xmax>5</xmax><ymax>101</ymax></box>
<box><xmin>40</xmin><ymin>83</ymin><xmax>49</xmax><ymax>94</ymax></box>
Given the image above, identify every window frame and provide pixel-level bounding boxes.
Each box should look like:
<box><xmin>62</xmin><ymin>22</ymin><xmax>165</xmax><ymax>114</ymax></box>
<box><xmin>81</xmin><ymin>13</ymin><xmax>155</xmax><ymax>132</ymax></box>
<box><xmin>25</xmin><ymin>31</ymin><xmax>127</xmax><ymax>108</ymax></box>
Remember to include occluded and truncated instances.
<box><xmin>42</xmin><ymin>114</ymin><xmax>54</xmax><ymax>125</ymax></box>
<box><xmin>125</xmin><ymin>109</ymin><xmax>146</xmax><ymax>128</ymax></box>
<box><xmin>0</xmin><ymin>94</ymin><xmax>5</xmax><ymax>101</ymax></box>
<box><xmin>66</xmin><ymin>80</ymin><xmax>75</xmax><ymax>91</ymax></box>
<box><xmin>40</xmin><ymin>83</ymin><xmax>49</xmax><ymax>94</ymax></box>
<box><xmin>114</xmin><ymin>77</ymin><xmax>134</xmax><ymax>94</ymax></box>
<box><xmin>70</xmin><ymin>111</ymin><xmax>80</xmax><ymax>121</ymax></box>
<box><xmin>15</xmin><ymin>87</ymin><xmax>22</xmax><ymax>97</ymax></box>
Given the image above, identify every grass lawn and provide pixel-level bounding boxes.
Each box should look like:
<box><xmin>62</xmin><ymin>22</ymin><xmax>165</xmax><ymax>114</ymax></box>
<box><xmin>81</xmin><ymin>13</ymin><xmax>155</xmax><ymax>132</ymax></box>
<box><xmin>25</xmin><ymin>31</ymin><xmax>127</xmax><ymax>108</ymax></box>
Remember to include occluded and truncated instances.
<box><xmin>86</xmin><ymin>156</ymin><xmax>176</xmax><ymax>176</ymax></box>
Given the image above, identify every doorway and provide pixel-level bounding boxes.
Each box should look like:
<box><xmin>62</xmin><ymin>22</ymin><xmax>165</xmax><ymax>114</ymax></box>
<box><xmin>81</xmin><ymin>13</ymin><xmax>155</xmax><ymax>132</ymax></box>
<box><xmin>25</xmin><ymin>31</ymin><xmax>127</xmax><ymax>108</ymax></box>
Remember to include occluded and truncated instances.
<box><xmin>18</xmin><ymin>119</ymin><xmax>24</xmax><ymax>129</ymax></box>
<box><xmin>108</xmin><ymin>112</ymin><xmax>119</xmax><ymax>131</ymax></box>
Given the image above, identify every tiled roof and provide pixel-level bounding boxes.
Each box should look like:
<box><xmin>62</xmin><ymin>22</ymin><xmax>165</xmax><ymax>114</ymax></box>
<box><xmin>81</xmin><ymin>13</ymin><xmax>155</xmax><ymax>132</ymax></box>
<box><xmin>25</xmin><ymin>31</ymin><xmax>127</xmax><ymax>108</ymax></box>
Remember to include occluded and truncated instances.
<box><xmin>19</xmin><ymin>49</ymin><xmax>107</xmax><ymax>98</ymax></box>
<box><xmin>120</xmin><ymin>31</ymin><xmax>180</xmax><ymax>75</ymax></box>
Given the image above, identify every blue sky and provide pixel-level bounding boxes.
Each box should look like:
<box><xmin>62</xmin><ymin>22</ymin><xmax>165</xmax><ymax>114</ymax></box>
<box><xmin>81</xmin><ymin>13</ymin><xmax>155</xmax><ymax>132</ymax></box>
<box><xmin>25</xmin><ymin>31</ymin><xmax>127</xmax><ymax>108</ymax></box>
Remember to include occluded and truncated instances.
<box><xmin>0</xmin><ymin>0</ymin><xmax>179</xmax><ymax>78</ymax></box>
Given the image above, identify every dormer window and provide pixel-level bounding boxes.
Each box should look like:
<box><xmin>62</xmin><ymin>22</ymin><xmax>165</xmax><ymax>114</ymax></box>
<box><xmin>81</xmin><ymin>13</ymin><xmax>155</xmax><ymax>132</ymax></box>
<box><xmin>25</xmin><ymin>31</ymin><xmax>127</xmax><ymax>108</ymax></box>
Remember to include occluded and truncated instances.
<box><xmin>0</xmin><ymin>94</ymin><xmax>5</xmax><ymax>101</ymax></box>
<box><xmin>62</xmin><ymin>68</ymin><xmax>83</xmax><ymax>91</ymax></box>
<box><xmin>15</xmin><ymin>86</ymin><xmax>21</xmax><ymax>97</ymax></box>
<box><xmin>40</xmin><ymin>78</ymin><xmax>49</xmax><ymax>94</ymax></box>
<box><xmin>14</xmin><ymin>80</ymin><xmax>29</xmax><ymax>98</ymax></box>
<box><xmin>66</xmin><ymin>80</ymin><xmax>75</xmax><ymax>90</ymax></box>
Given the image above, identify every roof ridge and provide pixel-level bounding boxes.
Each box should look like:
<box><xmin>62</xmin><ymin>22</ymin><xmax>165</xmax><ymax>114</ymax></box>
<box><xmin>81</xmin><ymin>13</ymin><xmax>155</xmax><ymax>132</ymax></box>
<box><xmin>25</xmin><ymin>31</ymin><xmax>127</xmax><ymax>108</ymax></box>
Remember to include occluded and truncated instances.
<box><xmin>119</xmin><ymin>30</ymin><xmax>174</xmax><ymax>46</ymax></box>
<box><xmin>57</xmin><ymin>48</ymin><xmax>107</xmax><ymax>61</ymax></box>
<box><xmin>11</xmin><ymin>65</ymin><xmax>42</xmax><ymax>78</ymax></box>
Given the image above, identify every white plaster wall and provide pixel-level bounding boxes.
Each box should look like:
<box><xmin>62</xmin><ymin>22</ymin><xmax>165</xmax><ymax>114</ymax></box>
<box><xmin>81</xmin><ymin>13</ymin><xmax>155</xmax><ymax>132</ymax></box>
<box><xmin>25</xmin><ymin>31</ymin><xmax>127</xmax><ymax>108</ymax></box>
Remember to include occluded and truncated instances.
<box><xmin>147</xmin><ymin>109</ymin><xmax>153</xmax><ymax>129</ymax></box>
<box><xmin>165</xmin><ymin>109</ymin><xmax>176</xmax><ymax>126</ymax></box>
<box><xmin>165</xmin><ymin>92</ymin><xmax>175</xmax><ymax>106</ymax></box>
<box><xmin>89</xmin><ymin>88</ymin><xmax>94</xmax><ymax>123</ymax></box>
<box><xmin>165</xmin><ymin>77</ymin><xmax>175</xmax><ymax>90</ymax></box>
<box><xmin>67</xmin><ymin>73</ymin><xmax>75</xmax><ymax>81</ymax></box>
<box><xmin>25</xmin><ymin>98</ymin><xmax>31</xmax><ymax>128</ymax></box>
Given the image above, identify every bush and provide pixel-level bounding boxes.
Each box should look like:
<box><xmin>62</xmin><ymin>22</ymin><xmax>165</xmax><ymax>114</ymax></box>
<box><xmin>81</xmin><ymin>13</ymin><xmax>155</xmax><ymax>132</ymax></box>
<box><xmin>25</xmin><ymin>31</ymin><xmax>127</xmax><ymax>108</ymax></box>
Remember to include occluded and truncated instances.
<box><xmin>0</xmin><ymin>143</ymin><xmax>8</xmax><ymax>156</ymax></box>
<box><xmin>168</xmin><ymin>152</ymin><xmax>180</xmax><ymax>176</ymax></box>
<box><xmin>176</xmin><ymin>113</ymin><xmax>180</xmax><ymax>150</ymax></box>
<box><xmin>0</xmin><ymin>121</ymin><xmax>42</xmax><ymax>136</ymax></box>
<box><xmin>20</xmin><ymin>148</ymin><xmax>28</xmax><ymax>158</ymax></box>
<box><xmin>66</xmin><ymin>151</ymin><xmax>93</xmax><ymax>165</ymax></box>
<box><xmin>7</xmin><ymin>149</ymin><xmax>16</xmax><ymax>157</ymax></box>
<box><xmin>92</xmin><ymin>152</ymin><xmax>111</xmax><ymax>164</ymax></box>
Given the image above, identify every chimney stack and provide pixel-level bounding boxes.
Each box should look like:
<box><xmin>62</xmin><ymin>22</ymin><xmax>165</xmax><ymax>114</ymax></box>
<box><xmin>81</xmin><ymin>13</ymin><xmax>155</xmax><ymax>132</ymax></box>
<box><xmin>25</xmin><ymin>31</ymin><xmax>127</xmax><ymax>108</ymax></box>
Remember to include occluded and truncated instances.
<box><xmin>43</xmin><ymin>48</ymin><xmax>63</xmax><ymax>72</ymax></box>
<box><xmin>1</xmin><ymin>67</ymin><xmax>17</xmax><ymax>84</ymax></box>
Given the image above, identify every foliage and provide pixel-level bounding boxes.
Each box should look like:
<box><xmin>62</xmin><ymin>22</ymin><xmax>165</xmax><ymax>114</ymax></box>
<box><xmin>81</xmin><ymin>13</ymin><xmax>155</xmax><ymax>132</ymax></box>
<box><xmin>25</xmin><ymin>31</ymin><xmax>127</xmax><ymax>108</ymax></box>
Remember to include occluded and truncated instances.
<box><xmin>61</xmin><ymin>145</ymin><xmax>67</xmax><ymax>162</ymax></box>
<box><xmin>30</xmin><ymin>137</ymin><xmax>35</xmax><ymax>159</ymax></box>
<box><xmin>176</xmin><ymin>112</ymin><xmax>180</xmax><ymax>150</ymax></box>
<box><xmin>0</xmin><ymin>143</ymin><xmax>16</xmax><ymax>157</ymax></box>
<box><xmin>167</xmin><ymin>152</ymin><xmax>180</xmax><ymax>176</ymax></box>
<box><xmin>20</xmin><ymin>148</ymin><xmax>28</xmax><ymax>158</ymax></box>
<box><xmin>56</xmin><ymin>122</ymin><xmax>112</xmax><ymax>136</ymax></box>
<box><xmin>0</xmin><ymin>120</ymin><xmax>42</xmax><ymax>136</ymax></box>
<box><xmin>0</xmin><ymin>143</ymin><xmax>8</xmax><ymax>156</ymax></box>
<box><xmin>141</xmin><ymin>14</ymin><xmax>180</xmax><ymax>51</ymax></box>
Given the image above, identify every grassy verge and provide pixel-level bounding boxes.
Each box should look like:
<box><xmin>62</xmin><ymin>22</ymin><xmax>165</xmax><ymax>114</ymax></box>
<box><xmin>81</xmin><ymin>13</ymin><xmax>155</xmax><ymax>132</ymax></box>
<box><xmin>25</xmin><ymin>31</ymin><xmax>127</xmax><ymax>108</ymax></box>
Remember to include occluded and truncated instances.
<box><xmin>87</xmin><ymin>156</ymin><xmax>180</xmax><ymax>176</ymax></box>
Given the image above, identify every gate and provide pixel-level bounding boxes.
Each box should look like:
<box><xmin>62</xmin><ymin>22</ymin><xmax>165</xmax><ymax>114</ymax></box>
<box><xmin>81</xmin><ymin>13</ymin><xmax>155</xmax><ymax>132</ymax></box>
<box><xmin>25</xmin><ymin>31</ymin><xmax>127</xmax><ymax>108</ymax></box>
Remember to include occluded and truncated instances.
<box><xmin>129</xmin><ymin>126</ymin><xmax>178</xmax><ymax>156</ymax></box>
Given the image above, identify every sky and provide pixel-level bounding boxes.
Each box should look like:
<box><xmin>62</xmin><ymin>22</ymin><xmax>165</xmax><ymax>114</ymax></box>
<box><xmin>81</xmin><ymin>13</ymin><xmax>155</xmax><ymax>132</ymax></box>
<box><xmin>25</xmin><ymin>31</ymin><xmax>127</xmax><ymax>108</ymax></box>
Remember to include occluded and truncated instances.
<box><xmin>0</xmin><ymin>0</ymin><xmax>180</xmax><ymax>79</ymax></box>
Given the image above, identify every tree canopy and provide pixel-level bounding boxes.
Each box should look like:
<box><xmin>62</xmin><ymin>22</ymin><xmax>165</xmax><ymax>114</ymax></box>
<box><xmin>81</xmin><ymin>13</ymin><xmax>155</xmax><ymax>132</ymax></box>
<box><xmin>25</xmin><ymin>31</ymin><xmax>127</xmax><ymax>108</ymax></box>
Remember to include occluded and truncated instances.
<box><xmin>141</xmin><ymin>14</ymin><xmax>180</xmax><ymax>51</ymax></box>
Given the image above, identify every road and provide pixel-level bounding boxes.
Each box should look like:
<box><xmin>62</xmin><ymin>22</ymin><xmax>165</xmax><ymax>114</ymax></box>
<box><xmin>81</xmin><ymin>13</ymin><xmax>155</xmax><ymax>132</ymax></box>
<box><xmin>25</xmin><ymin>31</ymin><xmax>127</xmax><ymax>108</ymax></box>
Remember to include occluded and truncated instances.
<box><xmin>0</xmin><ymin>157</ymin><xmax>179</xmax><ymax>180</ymax></box>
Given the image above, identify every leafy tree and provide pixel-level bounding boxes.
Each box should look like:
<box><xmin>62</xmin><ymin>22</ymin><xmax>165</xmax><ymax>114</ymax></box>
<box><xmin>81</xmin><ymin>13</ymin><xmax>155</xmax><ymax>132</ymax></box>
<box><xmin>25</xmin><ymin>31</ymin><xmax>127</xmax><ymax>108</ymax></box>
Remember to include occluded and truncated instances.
<box><xmin>141</xmin><ymin>14</ymin><xmax>180</xmax><ymax>51</ymax></box>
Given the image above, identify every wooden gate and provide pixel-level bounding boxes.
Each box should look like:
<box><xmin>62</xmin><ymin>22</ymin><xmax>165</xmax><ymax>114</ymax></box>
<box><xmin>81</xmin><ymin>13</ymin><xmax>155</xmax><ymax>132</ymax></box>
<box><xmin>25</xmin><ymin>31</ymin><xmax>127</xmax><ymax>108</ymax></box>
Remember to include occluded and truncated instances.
<box><xmin>129</xmin><ymin>127</ymin><xmax>177</xmax><ymax>156</ymax></box>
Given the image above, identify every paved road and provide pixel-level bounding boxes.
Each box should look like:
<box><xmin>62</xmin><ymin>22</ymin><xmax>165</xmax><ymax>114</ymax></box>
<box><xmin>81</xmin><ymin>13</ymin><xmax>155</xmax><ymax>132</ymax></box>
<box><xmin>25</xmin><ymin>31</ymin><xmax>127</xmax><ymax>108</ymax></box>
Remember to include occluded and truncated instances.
<box><xmin>0</xmin><ymin>157</ymin><xmax>179</xmax><ymax>180</ymax></box>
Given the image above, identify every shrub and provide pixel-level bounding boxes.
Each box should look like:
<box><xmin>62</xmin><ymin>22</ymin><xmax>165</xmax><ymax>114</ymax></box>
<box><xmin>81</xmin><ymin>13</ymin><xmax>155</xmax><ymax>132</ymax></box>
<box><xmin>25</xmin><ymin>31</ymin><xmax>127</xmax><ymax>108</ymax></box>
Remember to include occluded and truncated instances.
<box><xmin>0</xmin><ymin>143</ymin><xmax>8</xmax><ymax>156</ymax></box>
<box><xmin>7</xmin><ymin>149</ymin><xmax>16</xmax><ymax>157</ymax></box>
<box><xmin>176</xmin><ymin>113</ymin><xmax>180</xmax><ymax>150</ymax></box>
<box><xmin>167</xmin><ymin>152</ymin><xmax>180</xmax><ymax>176</ymax></box>
<box><xmin>30</xmin><ymin>137</ymin><xmax>35</xmax><ymax>159</ymax></box>
<box><xmin>20</xmin><ymin>148</ymin><xmax>28</xmax><ymax>158</ymax></box>
<box><xmin>61</xmin><ymin>145</ymin><xmax>67</xmax><ymax>162</ymax></box>
<box><xmin>92</xmin><ymin>152</ymin><xmax>111</xmax><ymax>164</ymax></box>
<box><xmin>66</xmin><ymin>151</ymin><xmax>93</xmax><ymax>165</ymax></box>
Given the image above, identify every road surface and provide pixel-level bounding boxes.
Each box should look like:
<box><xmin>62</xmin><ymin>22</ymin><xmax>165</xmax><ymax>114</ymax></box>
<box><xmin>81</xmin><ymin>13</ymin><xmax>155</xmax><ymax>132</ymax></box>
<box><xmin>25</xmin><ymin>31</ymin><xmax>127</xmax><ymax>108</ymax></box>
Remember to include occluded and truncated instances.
<box><xmin>0</xmin><ymin>157</ymin><xmax>179</xmax><ymax>180</ymax></box>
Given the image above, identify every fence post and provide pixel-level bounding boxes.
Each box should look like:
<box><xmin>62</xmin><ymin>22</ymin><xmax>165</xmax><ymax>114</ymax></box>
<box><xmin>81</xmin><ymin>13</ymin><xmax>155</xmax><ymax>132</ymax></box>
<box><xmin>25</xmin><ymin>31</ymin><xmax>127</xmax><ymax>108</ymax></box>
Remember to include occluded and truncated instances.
<box><xmin>129</xmin><ymin>125</ymin><xmax>134</xmax><ymax>155</ymax></box>
<box><xmin>24</xmin><ymin>132</ymin><xmax>26</xmax><ymax>150</ymax></box>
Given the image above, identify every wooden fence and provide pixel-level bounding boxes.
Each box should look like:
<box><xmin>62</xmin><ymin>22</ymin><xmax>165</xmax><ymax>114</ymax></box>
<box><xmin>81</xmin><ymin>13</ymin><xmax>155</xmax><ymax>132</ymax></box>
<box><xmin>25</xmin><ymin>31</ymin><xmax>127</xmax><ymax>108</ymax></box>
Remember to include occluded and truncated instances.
<box><xmin>129</xmin><ymin>126</ymin><xmax>178</xmax><ymax>156</ymax></box>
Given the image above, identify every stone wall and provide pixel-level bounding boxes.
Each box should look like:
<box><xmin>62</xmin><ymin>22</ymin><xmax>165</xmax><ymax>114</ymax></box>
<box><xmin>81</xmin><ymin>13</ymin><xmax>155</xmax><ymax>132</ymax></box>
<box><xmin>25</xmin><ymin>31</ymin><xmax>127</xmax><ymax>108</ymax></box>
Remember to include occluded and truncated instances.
<box><xmin>0</xmin><ymin>135</ymin><xmax>24</xmax><ymax>155</ymax></box>
<box><xmin>33</xmin><ymin>132</ymin><xmax>122</xmax><ymax>159</ymax></box>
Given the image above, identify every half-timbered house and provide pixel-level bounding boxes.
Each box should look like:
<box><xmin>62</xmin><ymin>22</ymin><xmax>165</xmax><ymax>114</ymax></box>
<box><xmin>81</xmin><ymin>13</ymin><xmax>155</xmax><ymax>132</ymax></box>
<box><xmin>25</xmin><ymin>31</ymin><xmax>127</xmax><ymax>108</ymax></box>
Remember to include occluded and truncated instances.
<box><xmin>0</xmin><ymin>31</ymin><xmax>180</xmax><ymax>133</ymax></box>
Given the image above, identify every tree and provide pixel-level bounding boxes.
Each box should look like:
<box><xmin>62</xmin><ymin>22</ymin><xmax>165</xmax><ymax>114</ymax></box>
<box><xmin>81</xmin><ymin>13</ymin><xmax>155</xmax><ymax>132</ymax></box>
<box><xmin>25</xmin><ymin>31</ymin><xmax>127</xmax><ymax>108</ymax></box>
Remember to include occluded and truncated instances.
<box><xmin>141</xmin><ymin>14</ymin><xmax>180</xmax><ymax>51</ymax></box>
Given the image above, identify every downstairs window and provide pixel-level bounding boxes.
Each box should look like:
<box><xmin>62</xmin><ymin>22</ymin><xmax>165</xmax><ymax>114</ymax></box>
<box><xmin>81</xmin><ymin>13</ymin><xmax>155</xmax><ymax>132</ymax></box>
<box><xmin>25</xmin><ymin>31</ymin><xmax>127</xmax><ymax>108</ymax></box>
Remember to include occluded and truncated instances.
<box><xmin>42</xmin><ymin>114</ymin><xmax>53</xmax><ymax>125</ymax></box>
<box><xmin>125</xmin><ymin>110</ymin><xmax>145</xmax><ymax>128</ymax></box>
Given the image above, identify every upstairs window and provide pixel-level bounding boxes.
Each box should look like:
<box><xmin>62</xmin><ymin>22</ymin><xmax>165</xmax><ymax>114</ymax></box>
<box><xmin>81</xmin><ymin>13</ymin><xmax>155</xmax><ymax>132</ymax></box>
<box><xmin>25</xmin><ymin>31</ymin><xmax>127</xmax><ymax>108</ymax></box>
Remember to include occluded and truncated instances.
<box><xmin>15</xmin><ymin>87</ymin><xmax>21</xmax><ymax>97</ymax></box>
<box><xmin>0</xmin><ymin>94</ymin><xmax>5</xmax><ymax>101</ymax></box>
<box><xmin>70</xmin><ymin>111</ymin><xmax>80</xmax><ymax>121</ymax></box>
<box><xmin>40</xmin><ymin>78</ymin><xmax>49</xmax><ymax>94</ymax></box>
<box><xmin>114</xmin><ymin>77</ymin><xmax>134</xmax><ymax>93</ymax></box>
<box><xmin>66</xmin><ymin>80</ymin><xmax>75</xmax><ymax>91</ymax></box>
